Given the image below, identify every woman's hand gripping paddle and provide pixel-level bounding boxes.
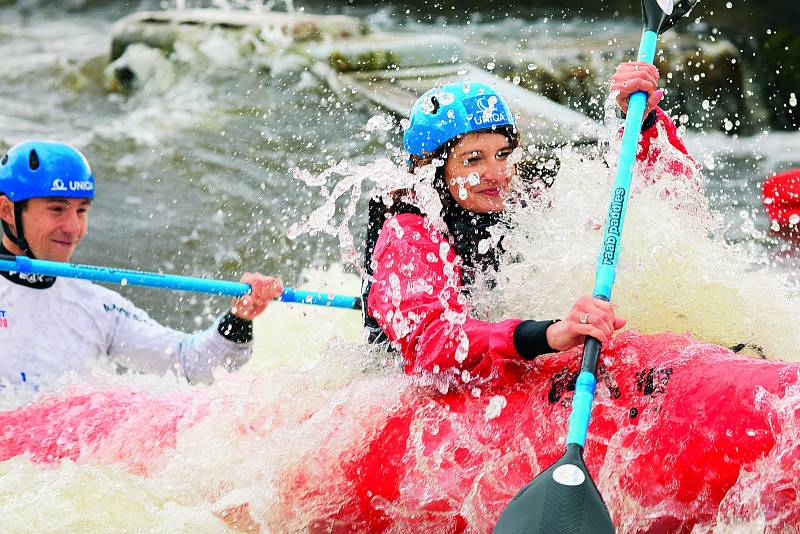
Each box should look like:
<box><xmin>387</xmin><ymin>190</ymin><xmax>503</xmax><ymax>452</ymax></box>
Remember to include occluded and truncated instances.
<box><xmin>493</xmin><ymin>1</ymin><xmax>699</xmax><ymax>532</ymax></box>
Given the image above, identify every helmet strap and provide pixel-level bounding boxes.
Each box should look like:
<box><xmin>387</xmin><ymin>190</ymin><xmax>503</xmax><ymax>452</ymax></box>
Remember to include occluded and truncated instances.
<box><xmin>1</xmin><ymin>201</ymin><xmax>35</xmax><ymax>259</ymax></box>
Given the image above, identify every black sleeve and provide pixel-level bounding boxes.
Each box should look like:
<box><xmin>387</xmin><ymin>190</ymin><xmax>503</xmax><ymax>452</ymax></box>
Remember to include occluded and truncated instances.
<box><xmin>513</xmin><ymin>319</ymin><xmax>559</xmax><ymax>360</ymax></box>
<box><xmin>217</xmin><ymin>311</ymin><xmax>253</xmax><ymax>343</ymax></box>
<box><xmin>640</xmin><ymin>108</ymin><xmax>658</xmax><ymax>131</ymax></box>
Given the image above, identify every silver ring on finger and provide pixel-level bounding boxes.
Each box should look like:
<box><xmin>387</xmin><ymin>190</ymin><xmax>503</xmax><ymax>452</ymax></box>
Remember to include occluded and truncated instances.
<box><xmin>580</xmin><ymin>313</ymin><xmax>591</xmax><ymax>325</ymax></box>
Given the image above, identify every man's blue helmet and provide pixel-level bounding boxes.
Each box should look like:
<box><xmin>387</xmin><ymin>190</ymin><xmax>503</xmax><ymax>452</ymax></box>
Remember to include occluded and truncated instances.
<box><xmin>403</xmin><ymin>81</ymin><xmax>517</xmax><ymax>159</ymax></box>
<box><xmin>0</xmin><ymin>141</ymin><xmax>95</xmax><ymax>202</ymax></box>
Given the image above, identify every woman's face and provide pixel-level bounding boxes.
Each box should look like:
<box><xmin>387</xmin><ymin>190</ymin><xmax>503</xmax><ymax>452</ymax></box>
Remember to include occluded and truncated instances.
<box><xmin>443</xmin><ymin>132</ymin><xmax>514</xmax><ymax>214</ymax></box>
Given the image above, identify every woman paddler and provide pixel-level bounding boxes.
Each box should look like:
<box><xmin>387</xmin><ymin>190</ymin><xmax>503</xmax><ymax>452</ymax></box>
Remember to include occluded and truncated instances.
<box><xmin>363</xmin><ymin>62</ymin><xmax>698</xmax><ymax>385</ymax></box>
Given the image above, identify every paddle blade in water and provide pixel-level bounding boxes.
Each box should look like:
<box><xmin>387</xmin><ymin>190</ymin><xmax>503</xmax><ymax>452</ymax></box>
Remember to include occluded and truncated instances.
<box><xmin>493</xmin><ymin>444</ymin><xmax>614</xmax><ymax>534</ymax></box>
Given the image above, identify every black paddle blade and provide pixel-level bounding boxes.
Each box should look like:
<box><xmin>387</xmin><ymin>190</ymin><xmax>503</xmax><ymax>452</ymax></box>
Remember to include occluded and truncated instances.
<box><xmin>659</xmin><ymin>0</ymin><xmax>700</xmax><ymax>33</ymax></box>
<box><xmin>493</xmin><ymin>444</ymin><xmax>614</xmax><ymax>534</ymax></box>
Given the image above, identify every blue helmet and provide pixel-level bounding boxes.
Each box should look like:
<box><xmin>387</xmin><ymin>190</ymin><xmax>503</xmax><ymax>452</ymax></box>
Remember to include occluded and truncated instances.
<box><xmin>403</xmin><ymin>81</ymin><xmax>517</xmax><ymax>159</ymax></box>
<box><xmin>0</xmin><ymin>141</ymin><xmax>95</xmax><ymax>202</ymax></box>
<box><xmin>0</xmin><ymin>141</ymin><xmax>94</xmax><ymax>258</ymax></box>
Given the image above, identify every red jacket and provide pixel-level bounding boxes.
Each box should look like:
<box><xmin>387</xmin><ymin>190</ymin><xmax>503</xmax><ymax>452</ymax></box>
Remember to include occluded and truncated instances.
<box><xmin>367</xmin><ymin>108</ymin><xmax>697</xmax><ymax>384</ymax></box>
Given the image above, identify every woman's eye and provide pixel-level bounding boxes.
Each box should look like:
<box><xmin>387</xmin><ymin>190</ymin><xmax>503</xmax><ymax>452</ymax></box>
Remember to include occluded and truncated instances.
<box><xmin>463</xmin><ymin>157</ymin><xmax>481</xmax><ymax>166</ymax></box>
<box><xmin>497</xmin><ymin>149</ymin><xmax>512</xmax><ymax>160</ymax></box>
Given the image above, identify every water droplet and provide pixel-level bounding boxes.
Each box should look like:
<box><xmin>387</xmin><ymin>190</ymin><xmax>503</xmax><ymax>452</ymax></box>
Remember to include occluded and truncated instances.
<box><xmin>485</xmin><ymin>395</ymin><xmax>508</xmax><ymax>421</ymax></box>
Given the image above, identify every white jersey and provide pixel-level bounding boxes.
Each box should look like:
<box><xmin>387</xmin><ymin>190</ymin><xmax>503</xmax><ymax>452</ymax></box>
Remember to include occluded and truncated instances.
<box><xmin>0</xmin><ymin>271</ymin><xmax>252</xmax><ymax>387</ymax></box>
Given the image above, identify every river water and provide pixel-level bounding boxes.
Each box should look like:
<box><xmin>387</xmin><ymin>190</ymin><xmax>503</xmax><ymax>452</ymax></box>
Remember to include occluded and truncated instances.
<box><xmin>1</xmin><ymin>1</ymin><xmax>800</xmax><ymax>532</ymax></box>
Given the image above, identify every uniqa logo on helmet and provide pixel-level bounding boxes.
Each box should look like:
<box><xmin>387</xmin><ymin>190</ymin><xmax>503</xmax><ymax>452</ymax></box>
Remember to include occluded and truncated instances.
<box><xmin>50</xmin><ymin>178</ymin><xmax>93</xmax><ymax>193</ymax></box>
<box><xmin>462</xmin><ymin>95</ymin><xmax>509</xmax><ymax>129</ymax></box>
<box><xmin>68</xmin><ymin>180</ymin><xmax>94</xmax><ymax>192</ymax></box>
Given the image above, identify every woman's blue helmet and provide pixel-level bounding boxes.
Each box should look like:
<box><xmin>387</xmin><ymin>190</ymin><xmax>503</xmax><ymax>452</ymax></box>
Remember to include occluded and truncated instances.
<box><xmin>0</xmin><ymin>141</ymin><xmax>95</xmax><ymax>201</ymax></box>
<box><xmin>403</xmin><ymin>81</ymin><xmax>517</xmax><ymax>159</ymax></box>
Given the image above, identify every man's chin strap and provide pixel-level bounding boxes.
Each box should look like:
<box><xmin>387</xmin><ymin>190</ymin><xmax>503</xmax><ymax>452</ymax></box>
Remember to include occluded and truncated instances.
<box><xmin>1</xmin><ymin>201</ymin><xmax>35</xmax><ymax>259</ymax></box>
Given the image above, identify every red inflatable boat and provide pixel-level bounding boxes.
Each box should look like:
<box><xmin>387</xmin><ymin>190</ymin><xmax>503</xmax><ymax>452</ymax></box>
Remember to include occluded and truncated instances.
<box><xmin>763</xmin><ymin>168</ymin><xmax>800</xmax><ymax>239</ymax></box>
<box><xmin>1</xmin><ymin>331</ymin><xmax>799</xmax><ymax>533</ymax></box>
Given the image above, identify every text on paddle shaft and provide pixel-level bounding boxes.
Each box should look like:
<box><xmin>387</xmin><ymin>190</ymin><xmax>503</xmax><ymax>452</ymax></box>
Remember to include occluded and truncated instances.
<box><xmin>602</xmin><ymin>188</ymin><xmax>627</xmax><ymax>266</ymax></box>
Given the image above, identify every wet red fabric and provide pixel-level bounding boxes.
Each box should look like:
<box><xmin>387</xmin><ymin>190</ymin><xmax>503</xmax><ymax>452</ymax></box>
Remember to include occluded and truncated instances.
<box><xmin>367</xmin><ymin>212</ymin><xmax>526</xmax><ymax>384</ymax></box>
<box><xmin>635</xmin><ymin>107</ymin><xmax>699</xmax><ymax>187</ymax></box>
<box><xmin>368</xmin><ymin>108</ymin><xmax>697</xmax><ymax>382</ymax></box>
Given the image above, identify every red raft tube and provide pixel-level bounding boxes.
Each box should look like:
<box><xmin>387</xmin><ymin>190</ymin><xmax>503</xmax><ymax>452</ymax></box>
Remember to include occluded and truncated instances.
<box><xmin>285</xmin><ymin>332</ymin><xmax>800</xmax><ymax>533</ymax></box>
<box><xmin>2</xmin><ymin>331</ymin><xmax>800</xmax><ymax>532</ymax></box>
<box><xmin>763</xmin><ymin>168</ymin><xmax>800</xmax><ymax>241</ymax></box>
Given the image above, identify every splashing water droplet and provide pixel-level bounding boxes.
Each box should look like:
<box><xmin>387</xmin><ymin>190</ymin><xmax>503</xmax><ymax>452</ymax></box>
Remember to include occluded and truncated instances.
<box><xmin>789</xmin><ymin>214</ymin><xmax>800</xmax><ymax>226</ymax></box>
<box><xmin>454</xmin><ymin>334</ymin><xmax>469</xmax><ymax>363</ymax></box>
<box><xmin>365</xmin><ymin>114</ymin><xmax>393</xmax><ymax>132</ymax></box>
<box><xmin>435</xmin><ymin>91</ymin><xmax>455</xmax><ymax>106</ymax></box>
<box><xmin>485</xmin><ymin>395</ymin><xmax>507</xmax><ymax>421</ymax></box>
<box><xmin>439</xmin><ymin>242</ymin><xmax>450</xmax><ymax>261</ymax></box>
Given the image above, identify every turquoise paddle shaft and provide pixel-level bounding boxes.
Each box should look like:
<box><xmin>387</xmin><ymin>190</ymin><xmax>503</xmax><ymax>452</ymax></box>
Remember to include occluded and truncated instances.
<box><xmin>566</xmin><ymin>30</ymin><xmax>659</xmax><ymax>448</ymax></box>
<box><xmin>0</xmin><ymin>254</ymin><xmax>362</xmax><ymax>310</ymax></box>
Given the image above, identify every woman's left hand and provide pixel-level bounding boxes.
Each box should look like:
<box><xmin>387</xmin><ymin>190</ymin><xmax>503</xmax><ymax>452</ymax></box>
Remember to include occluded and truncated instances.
<box><xmin>231</xmin><ymin>273</ymin><xmax>284</xmax><ymax>320</ymax></box>
<box><xmin>610</xmin><ymin>61</ymin><xmax>663</xmax><ymax>118</ymax></box>
<box><xmin>545</xmin><ymin>295</ymin><xmax>627</xmax><ymax>352</ymax></box>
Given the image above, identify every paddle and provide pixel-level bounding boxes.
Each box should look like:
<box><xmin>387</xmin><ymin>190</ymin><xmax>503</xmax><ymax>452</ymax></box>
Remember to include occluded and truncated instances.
<box><xmin>493</xmin><ymin>1</ymin><xmax>699</xmax><ymax>532</ymax></box>
<box><xmin>0</xmin><ymin>254</ymin><xmax>362</xmax><ymax>310</ymax></box>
